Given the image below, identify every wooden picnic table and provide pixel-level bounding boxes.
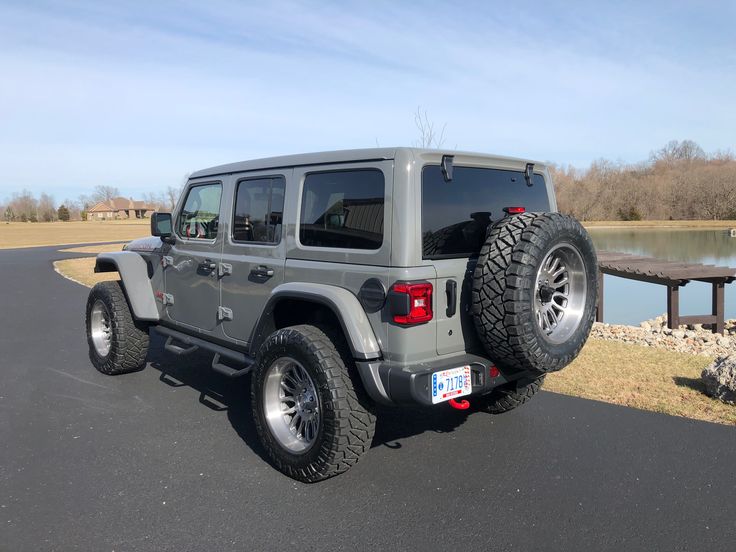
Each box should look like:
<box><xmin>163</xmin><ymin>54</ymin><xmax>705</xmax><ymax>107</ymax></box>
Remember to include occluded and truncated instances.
<box><xmin>596</xmin><ymin>251</ymin><xmax>736</xmax><ymax>334</ymax></box>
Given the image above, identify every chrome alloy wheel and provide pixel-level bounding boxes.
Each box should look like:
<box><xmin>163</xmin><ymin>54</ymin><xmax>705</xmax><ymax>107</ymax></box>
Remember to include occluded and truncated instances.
<box><xmin>90</xmin><ymin>300</ymin><xmax>113</xmax><ymax>357</ymax></box>
<box><xmin>263</xmin><ymin>357</ymin><xmax>320</xmax><ymax>453</ymax></box>
<box><xmin>533</xmin><ymin>243</ymin><xmax>587</xmax><ymax>344</ymax></box>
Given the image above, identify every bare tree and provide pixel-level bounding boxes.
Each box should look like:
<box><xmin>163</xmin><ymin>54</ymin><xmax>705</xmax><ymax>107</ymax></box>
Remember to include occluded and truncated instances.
<box><xmin>413</xmin><ymin>107</ymin><xmax>447</xmax><ymax>148</ymax></box>
<box><xmin>650</xmin><ymin>139</ymin><xmax>705</xmax><ymax>165</ymax></box>
<box><xmin>37</xmin><ymin>193</ymin><xmax>56</xmax><ymax>222</ymax></box>
<box><xmin>9</xmin><ymin>190</ymin><xmax>38</xmax><ymax>222</ymax></box>
<box><xmin>63</xmin><ymin>198</ymin><xmax>83</xmax><ymax>221</ymax></box>
<box><xmin>143</xmin><ymin>192</ymin><xmax>167</xmax><ymax>211</ymax></box>
<box><xmin>91</xmin><ymin>185</ymin><xmax>120</xmax><ymax>204</ymax></box>
<box><xmin>166</xmin><ymin>186</ymin><xmax>182</xmax><ymax>212</ymax></box>
<box><xmin>165</xmin><ymin>174</ymin><xmax>189</xmax><ymax>212</ymax></box>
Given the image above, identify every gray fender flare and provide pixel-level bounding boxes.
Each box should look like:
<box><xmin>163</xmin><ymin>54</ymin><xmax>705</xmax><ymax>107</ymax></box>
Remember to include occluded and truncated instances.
<box><xmin>250</xmin><ymin>282</ymin><xmax>382</xmax><ymax>360</ymax></box>
<box><xmin>95</xmin><ymin>251</ymin><xmax>159</xmax><ymax>321</ymax></box>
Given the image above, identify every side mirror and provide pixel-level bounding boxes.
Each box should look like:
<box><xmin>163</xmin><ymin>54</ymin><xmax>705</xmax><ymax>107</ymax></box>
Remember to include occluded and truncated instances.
<box><xmin>151</xmin><ymin>212</ymin><xmax>173</xmax><ymax>239</ymax></box>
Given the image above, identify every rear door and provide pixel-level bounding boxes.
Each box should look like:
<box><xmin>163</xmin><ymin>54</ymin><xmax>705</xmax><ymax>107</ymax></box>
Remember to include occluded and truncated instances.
<box><xmin>164</xmin><ymin>180</ymin><xmax>224</xmax><ymax>332</ymax></box>
<box><xmin>219</xmin><ymin>170</ymin><xmax>289</xmax><ymax>344</ymax></box>
<box><xmin>421</xmin><ymin>164</ymin><xmax>551</xmax><ymax>354</ymax></box>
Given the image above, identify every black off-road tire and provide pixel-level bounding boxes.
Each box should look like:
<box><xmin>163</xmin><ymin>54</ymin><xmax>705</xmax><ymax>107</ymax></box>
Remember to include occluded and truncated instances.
<box><xmin>251</xmin><ymin>324</ymin><xmax>376</xmax><ymax>483</ymax></box>
<box><xmin>471</xmin><ymin>212</ymin><xmax>597</xmax><ymax>375</ymax></box>
<box><xmin>85</xmin><ymin>281</ymin><xmax>149</xmax><ymax>375</ymax></box>
<box><xmin>475</xmin><ymin>375</ymin><xmax>545</xmax><ymax>414</ymax></box>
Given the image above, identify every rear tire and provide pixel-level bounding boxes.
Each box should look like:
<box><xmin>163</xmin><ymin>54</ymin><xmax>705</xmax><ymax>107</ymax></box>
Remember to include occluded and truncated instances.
<box><xmin>475</xmin><ymin>376</ymin><xmax>545</xmax><ymax>414</ymax></box>
<box><xmin>251</xmin><ymin>324</ymin><xmax>376</xmax><ymax>483</ymax></box>
<box><xmin>86</xmin><ymin>281</ymin><xmax>149</xmax><ymax>375</ymax></box>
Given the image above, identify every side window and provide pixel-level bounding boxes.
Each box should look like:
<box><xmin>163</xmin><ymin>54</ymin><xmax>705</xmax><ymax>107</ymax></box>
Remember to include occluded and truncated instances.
<box><xmin>299</xmin><ymin>169</ymin><xmax>384</xmax><ymax>250</ymax></box>
<box><xmin>232</xmin><ymin>176</ymin><xmax>285</xmax><ymax>244</ymax></box>
<box><xmin>177</xmin><ymin>183</ymin><xmax>222</xmax><ymax>240</ymax></box>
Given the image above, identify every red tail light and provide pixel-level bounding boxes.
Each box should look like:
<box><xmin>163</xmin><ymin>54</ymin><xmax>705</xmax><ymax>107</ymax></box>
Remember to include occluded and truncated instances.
<box><xmin>389</xmin><ymin>282</ymin><xmax>433</xmax><ymax>325</ymax></box>
<box><xmin>503</xmin><ymin>206</ymin><xmax>526</xmax><ymax>215</ymax></box>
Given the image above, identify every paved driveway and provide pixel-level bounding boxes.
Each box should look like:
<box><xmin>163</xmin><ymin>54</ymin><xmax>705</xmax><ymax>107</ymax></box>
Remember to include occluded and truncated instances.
<box><xmin>1</xmin><ymin>245</ymin><xmax>735</xmax><ymax>551</ymax></box>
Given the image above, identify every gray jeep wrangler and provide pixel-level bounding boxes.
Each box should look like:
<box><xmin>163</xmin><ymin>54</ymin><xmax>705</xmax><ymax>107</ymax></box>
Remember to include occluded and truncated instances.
<box><xmin>85</xmin><ymin>148</ymin><xmax>598</xmax><ymax>482</ymax></box>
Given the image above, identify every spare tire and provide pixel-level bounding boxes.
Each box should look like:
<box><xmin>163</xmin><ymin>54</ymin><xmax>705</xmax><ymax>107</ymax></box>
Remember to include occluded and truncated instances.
<box><xmin>471</xmin><ymin>212</ymin><xmax>597</xmax><ymax>374</ymax></box>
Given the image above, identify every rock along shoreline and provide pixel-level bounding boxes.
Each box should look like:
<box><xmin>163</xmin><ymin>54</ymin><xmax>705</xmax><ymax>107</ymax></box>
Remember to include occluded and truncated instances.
<box><xmin>592</xmin><ymin>315</ymin><xmax>736</xmax><ymax>358</ymax></box>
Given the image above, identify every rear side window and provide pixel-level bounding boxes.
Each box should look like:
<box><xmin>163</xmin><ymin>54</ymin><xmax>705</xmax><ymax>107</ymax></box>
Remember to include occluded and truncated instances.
<box><xmin>299</xmin><ymin>169</ymin><xmax>384</xmax><ymax>250</ymax></box>
<box><xmin>422</xmin><ymin>165</ymin><xmax>550</xmax><ymax>259</ymax></box>
<box><xmin>178</xmin><ymin>183</ymin><xmax>222</xmax><ymax>240</ymax></box>
<box><xmin>232</xmin><ymin>176</ymin><xmax>285</xmax><ymax>244</ymax></box>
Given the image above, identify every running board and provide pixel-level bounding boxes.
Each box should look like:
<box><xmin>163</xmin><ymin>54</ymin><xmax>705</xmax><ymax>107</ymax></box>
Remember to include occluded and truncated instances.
<box><xmin>164</xmin><ymin>336</ymin><xmax>198</xmax><ymax>356</ymax></box>
<box><xmin>211</xmin><ymin>353</ymin><xmax>252</xmax><ymax>378</ymax></box>
<box><xmin>154</xmin><ymin>326</ymin><xmax>254</xmax><ymax>376</ymax></box>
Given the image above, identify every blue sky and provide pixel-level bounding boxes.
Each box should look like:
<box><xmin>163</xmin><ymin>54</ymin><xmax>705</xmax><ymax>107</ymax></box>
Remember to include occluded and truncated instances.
<box><xmin>1</xmin><ymin>0</ymin><xmax>734</xmax><ymax>201</ymax></box>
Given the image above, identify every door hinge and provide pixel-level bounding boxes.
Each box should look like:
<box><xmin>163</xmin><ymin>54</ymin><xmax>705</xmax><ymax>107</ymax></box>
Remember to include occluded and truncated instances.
<box><xmin>162</xmin><ymin>255</ymin><xmax>174</xmax><ymax>268</ymax></box>
<box><xmin>217</xmin><ymin>306</ymin><xmax>233</xmax><ymax>321</ymax></box>
<box><xmin>162</xmin><ymin>293</ymin><xmax>175</xmax><ymax>306</ymax></box>
<box><xmin>218</xmin><ymin>263</ymin><xmax>232</xmax><ymax>278</ymax></box>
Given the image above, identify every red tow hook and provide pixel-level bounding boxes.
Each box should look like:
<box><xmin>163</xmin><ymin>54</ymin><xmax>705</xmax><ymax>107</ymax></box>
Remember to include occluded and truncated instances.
<box><xmin>448</xmin><ymin>398</ymin><xmax>470</xmax><ymax>410</ymax></box>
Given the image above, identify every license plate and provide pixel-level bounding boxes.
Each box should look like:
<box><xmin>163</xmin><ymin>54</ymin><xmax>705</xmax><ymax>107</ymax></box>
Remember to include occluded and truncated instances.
<box><xmin>431</xmin><ymin>365</ymin><xmax>472</xmax><ymax>404</ymax></box>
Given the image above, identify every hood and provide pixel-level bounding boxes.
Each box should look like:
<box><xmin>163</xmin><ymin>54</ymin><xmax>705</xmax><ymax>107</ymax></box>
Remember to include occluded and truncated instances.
<box><xmin>123</xmin><ymin>236</ymin><xmax>164</xmax><ymax>253</ymax></box>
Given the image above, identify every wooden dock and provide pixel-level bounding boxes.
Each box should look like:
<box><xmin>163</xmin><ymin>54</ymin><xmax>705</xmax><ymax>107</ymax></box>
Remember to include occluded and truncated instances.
<box><xmin>596</xmin><ymin>251</ymin><xmax>736</xmax><ymax>334</ymax></box>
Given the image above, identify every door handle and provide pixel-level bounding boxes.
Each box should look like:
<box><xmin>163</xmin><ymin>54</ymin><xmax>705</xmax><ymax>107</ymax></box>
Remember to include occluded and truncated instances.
<box><xmin>446</xmin><ymin>280</ymin><xmax>457</xmax><ymax>317</ymax></box>
<box><xmin>250</xmin><ymin>265</ymin><xmax>274</xmax><ymax>278</ymax></box>
<box><xmin>199</xmin><ymin>259</ymin><xmax>217</xmax><ymax>271</ymax></box>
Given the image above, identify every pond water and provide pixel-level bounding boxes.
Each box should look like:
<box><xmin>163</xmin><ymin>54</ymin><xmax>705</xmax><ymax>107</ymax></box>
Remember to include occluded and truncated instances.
<box><xmin>587</xmin><ymin>227</ymin><xmax>736</xmax><ymax>325</ymax></box>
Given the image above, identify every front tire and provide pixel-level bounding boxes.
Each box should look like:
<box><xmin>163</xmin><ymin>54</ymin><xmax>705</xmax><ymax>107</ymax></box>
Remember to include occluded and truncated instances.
<box><xmin>85</xmin><ymin>281</ymin><xmax>149</xmax><ymax>375</ymax></box>
<box><xmin>251</xmin><ymin>325</ymin><xmax>376</xmax><ymax>483</ymax></box>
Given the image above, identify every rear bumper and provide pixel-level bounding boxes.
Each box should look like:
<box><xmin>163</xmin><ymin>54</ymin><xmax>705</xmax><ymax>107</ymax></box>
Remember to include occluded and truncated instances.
<box><xmin>356</xmin><ymin>353</ymin><xmax>513</xmax><ymax>406</ymax></box>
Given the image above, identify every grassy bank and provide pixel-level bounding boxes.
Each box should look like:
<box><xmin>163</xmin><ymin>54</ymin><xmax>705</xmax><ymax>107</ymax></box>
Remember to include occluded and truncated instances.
<box><xmin>583</xmin><ymin>219</ymin><xmax>736</xmax><ymax>229</ymax></box>
<box><xmin>545</xmin><ymin>339</ymin><xmax>733</xmax><ymax>426</ymax></box>
<box><xmin>0</xmin><ymin>219</ymin><xmax>149</xmax><ymax>249</ymax></box>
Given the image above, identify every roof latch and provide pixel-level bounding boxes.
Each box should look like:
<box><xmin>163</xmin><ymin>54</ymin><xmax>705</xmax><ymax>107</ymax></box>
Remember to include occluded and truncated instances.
<box><xmin>524</xmin><ymin>163</ymin><xmax>535</xmax><ymax>187</ymax></box>
<box><xmin>441</xmin><ymin>155</ymin><xmax>454</xmax><ymax>182</ymax></box>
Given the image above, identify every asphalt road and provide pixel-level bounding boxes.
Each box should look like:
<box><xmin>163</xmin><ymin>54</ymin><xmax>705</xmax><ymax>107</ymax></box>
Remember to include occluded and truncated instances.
<box><xmin>2</xmin><ymin>244</ymin><xmax>736</xmax><ymax>551</ymax></box>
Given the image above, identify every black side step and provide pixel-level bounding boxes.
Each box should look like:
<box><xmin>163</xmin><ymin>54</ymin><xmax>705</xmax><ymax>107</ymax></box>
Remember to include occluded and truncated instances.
<box><xmin>164</xmin><ymin>336</ymin><xmax>198</xmax><ymax>356</ymax></box>
<box><xmin>154</xmin><ymin>326</ymin><xmax>254</xmax><ymax>376</ymax></box>
<box><xmin>211</xmin><ymin>353</ymin><xmax>252</xmax><ymax>378</ymax></box>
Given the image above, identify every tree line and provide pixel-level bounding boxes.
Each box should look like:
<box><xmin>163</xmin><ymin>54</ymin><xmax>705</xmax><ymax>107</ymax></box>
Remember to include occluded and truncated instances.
<box><xmin>551</xmin><ymin>140</ymin><xmax>736</xmax><ymax>221</ymax></box>
<box><xmin>1</xmin><ymin>140</ymin><xmax>734</xmax><ymax>223</ymax></box>
<box><xmin>1</xmin><ymin>184</ymin><xmax>183</xmax><ymax>223</ymax></box>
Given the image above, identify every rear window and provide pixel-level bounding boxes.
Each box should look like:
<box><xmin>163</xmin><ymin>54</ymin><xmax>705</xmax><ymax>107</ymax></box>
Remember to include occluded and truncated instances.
<box><xmin>299</xmin><ymin>169</ymin><xmax>384</xmax><ymax>250</ymax></box>
<box><xmin>422</xmin><ymin>165</ymin><xmax>550</xmax><ymax>259</ymax></box>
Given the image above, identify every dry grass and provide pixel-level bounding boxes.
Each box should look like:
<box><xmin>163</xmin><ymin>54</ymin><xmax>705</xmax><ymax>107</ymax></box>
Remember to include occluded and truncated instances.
<box><xmin>0</xmin><ymin>219</ymin><xmax>149</xmax><ymax>249</ymax></box>
<box><xmin>53</xmin><ymin>257</ymin><xmax>118</xmax><ymax>287</ymax></box>
<box><xmin>52</xmin><ymin>257</ymin><xmax>734</xmax><ymax>425</ymax></box>
<box><xmin>583</xmin><ymin>220</ymin><xmax>736</xmax><ymax>229</ymax></box>
<box><xmin>59</xmin><ymin>243</ymin><xmax>128</xmax><ymax>254</ymax></box>
<box><xmin>545</xmin><ymin>339</ymin><xmax>735</xmax><ymax>426</ymax></box>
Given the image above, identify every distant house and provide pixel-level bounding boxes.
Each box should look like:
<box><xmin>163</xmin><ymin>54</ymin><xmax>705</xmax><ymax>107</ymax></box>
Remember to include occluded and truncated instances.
<box><xmin>87</xmin><ymin>197</ymin><xmax>156</xmax><ymax>220</ymax></box>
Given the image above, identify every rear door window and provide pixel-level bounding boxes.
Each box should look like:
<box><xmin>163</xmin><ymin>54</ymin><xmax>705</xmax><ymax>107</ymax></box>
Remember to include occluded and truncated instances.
<box><xmin>232</xmin><ymin>176</ymin><xmax>285</xmax><ymax>244</ymax></box>
<box><xmin>421</xmin><ymin>165</ymin><xmax>550</xmax><ymax>259</ymax></box>
<box><xmin>299</xmin><ymin>169</ymin><xmax>384</xmax><ymax>250</ymax></box>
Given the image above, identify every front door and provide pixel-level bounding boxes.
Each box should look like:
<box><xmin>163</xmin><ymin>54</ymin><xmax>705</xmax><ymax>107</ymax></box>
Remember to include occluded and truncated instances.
<box><xmin>165</xmin><ymin>180</ymin><xmax>224</xmax><ymax>332</ymax></box>
<box><xmin>219</xmin><ymin>171</ymin><xmax>289</xmax><ymax>344</ymax></box>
